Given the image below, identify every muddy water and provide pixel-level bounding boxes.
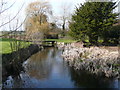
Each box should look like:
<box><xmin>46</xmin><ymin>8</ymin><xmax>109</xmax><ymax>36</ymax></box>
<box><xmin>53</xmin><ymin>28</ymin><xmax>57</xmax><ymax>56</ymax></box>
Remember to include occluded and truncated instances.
<box><xmin>3</xmin><ymin>47</ymin><xmax>120</xmax><ymax>88</ymax></box>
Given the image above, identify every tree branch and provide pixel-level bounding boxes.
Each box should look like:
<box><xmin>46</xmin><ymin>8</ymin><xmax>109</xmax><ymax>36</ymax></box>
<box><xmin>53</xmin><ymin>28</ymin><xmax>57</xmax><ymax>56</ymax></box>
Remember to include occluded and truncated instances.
<box><xmin>0</xmin><ymin>15</ymin><xmax>28</xmax><ymax>37</ymax></box>
<box><xmin>0</xmin><ymin>3</ymin><xmax>25</xmax><ymax>28</ymax></box>
<box><xmin>0</xmin><ymin>1</ymin><xmax>16</xmax><ymax>14</ymax></box>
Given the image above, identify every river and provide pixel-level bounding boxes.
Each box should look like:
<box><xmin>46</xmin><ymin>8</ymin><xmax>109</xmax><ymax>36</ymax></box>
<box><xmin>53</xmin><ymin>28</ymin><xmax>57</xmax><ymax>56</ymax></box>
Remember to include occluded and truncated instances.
<box><xmin>3</xmin><ymin>47</ymin><xmax>120</xmax><ymax>88</ymax></box>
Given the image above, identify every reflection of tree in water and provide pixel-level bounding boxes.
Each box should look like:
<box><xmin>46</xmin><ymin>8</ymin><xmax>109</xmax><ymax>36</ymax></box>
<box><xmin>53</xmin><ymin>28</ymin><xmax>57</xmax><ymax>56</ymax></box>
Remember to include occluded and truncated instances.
<box><xmin>24</xmin><ymin>47</ymin><xmax>54</xmax><ymax>80</ymax></box>
<box><xmin>50</xmin><ymin>47</ymin><xmax>58</xmax><ymax>58</ymax></box>
<box><xmin>69</xmin><ymin>68</ymin><xmax>117</xmax><ymax>88</ymax></box>
<box><xmin>49</xmin><ymin>47</ymin><xmax>68</xmax><ymax>76</ymax></box>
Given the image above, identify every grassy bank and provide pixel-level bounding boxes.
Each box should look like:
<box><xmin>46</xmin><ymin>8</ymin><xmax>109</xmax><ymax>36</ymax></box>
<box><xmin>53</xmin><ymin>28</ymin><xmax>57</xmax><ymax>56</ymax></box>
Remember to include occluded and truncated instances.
<box><xmin>0</xmin><ymin>38</ymin><xmax>31</xmax><ymax>54</ymax></box>
<box><xmin>1</xmin><ymin>38</ymin><xmax>76</xmax><ymax>54</ymax></box>
<box><xmin>45</xmin><ymin>39</ymin><xmax>76</xmax><ymax>43</ymax></box>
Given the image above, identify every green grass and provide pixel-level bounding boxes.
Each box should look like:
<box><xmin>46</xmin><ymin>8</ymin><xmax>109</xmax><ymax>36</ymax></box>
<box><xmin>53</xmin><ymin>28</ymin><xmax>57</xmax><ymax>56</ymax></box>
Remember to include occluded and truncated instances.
<box><xmin>0</xmin><ymin>38</ymin><xmax>31</xmax><ymax>54</ymax></box>
<box><xmin>0</xmin><ymin>41</ymin><xmax>11</xmax><ymax>54</ymax></box>
<box><xmin>45</xmin><ymin>39</ymin><xmax>76</xmax><ymax>43</ymax></box>
<box><xmin>1</xmin><ymin>38</ymin><xmax>75</xmax><ymax>54</ymax></box>
<box><xmin>1</xmin><ymin>38</ymin><xmax>16</xmax><ymax>41</ymax></box>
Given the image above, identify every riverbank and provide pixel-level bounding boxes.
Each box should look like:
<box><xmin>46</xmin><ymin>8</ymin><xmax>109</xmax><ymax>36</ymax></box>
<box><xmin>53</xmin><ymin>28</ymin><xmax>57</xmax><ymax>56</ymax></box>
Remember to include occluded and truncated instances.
<box><xmin>60</xmin><ymin>42</ymin><xmax>120</xmax><ymax>78</ymax></box>
<box><xmin>3</xmin><ymin>47</ymin><xmax>120</xmax><ymax>88</ymax></box>
<box><xmin>2</xmin><ymin>44</ymin><xmax>41</xmax><ymax>82</ymax></box>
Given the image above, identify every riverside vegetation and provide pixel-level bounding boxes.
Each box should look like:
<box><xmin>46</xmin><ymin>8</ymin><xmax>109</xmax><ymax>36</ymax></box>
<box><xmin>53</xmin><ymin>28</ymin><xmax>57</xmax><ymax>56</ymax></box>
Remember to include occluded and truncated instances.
<box><xmin>58</xmin><ymin>42</ymin><xmax>120</xmax><ymax>78</ymax></box>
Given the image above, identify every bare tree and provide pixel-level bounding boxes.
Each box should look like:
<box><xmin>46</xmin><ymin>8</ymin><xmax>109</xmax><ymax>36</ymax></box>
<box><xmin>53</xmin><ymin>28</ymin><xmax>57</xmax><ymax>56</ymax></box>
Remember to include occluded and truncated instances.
<box><xmin>0</xmin><ymin>0</ymin><xmax>23</xmax><ymax>27</ymax></box>
<box><xmin>0</xmin><ymin>1</ymin><xmax>23</xmax><ymax>86</ymax></box>
<box><xmin>0</xmin><ymin>0</ymin><xmax>30</xmax><ymax>53</ymax></box>
<box><xmin>60</xmin><ymin>3</ymin><xmax>72</xmax><ymax>37</ymax></box>
<box><xmin>7</xmin><ymin>17</ymin><xmax>30</xmax><ymax>54</ymax></box>
<box><xmin>0</xmin><ymin>0</ymin><xmax>25</xmax><ymax>37</ymax></box>
<box><xmin>26</xmin><ymin>1</ymin><xmax>52</xmax><ymax>24</ymax></box>
<box><xmin>0</xmin><ymin>0</ymin><xmax>16</xmax><ymax>14</ymax></box>
<box><xmin>25</xmin><ymin>1</ymin><xmax>52</xmax><ymax>42</ymax></box>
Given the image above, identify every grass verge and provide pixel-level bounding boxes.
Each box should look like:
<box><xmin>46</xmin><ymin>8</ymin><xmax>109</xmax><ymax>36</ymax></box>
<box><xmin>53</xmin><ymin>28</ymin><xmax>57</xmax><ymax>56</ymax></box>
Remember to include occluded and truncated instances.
<box><xmin>45</xmin><ymin>39</ymin><xmax>76</xmax><ymax>43</ymax></box>
<box><xmin>0</xmin><ymin>38</ymin><xmax>31</xmax><ymax>54</ymax></box>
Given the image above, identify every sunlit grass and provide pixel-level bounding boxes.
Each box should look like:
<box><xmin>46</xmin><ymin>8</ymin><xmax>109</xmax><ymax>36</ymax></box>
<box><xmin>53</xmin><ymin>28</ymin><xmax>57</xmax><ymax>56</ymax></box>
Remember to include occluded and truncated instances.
<box><xmin>0</xmin><ymin>38</ymin><xmax>31</xmax><ymax>54</ymax></box>
<box><xmin>45</xmin><ymin>39</ymin><xmax>76</xmax><ymax>43</ymax></box>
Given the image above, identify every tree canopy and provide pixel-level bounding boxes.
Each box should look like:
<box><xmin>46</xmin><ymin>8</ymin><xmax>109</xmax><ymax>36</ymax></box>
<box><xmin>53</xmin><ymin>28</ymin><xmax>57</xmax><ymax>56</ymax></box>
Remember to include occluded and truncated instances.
<box><xmin>69</xmin><ymin>2</ymin><xmax>118</xmax><ymax>45</ymax></box>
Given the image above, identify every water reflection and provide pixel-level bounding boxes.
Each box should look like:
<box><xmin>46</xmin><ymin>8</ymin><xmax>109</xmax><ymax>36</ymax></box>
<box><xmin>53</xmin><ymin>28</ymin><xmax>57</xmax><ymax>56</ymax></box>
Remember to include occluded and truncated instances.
<box><xmin>3</xmin><ymin>47</ymin><xmax>120</xmax><ymax>88</ymax></box>
<box><xmin>23</xmin><ymin>47</ymin><xmax>68</xmax><ymax>80</ymax></box>
<box><xmin>23</xmin><ymin>48</ymin><xmax>52</xmax><ymax>80</ymax></box>
<box><xmin>70</xmin><ymin>69</ymin><xmax>120</xmax><ymax>88</ymax></box>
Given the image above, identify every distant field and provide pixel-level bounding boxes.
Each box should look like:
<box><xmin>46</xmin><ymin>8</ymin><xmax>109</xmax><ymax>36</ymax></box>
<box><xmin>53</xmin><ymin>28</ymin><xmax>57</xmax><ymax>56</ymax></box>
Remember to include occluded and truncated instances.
<box><xmin>0</xmin><ymin>38</ymin><xmax>31</xmax><ymax>54</ymax></box>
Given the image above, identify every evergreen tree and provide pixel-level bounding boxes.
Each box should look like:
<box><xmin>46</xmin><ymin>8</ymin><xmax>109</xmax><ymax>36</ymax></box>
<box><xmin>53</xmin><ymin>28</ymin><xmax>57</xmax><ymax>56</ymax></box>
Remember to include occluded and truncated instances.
<box><xmin>69</xmin><ymin>2</ymin><xmax>118</xmax><ymax>45</ymax></box>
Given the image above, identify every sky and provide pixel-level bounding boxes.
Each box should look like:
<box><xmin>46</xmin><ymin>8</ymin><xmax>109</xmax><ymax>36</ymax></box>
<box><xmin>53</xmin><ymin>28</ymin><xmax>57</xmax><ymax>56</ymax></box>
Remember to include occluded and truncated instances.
<box><xmin>0</xmin><ymin>0</ymin><xmax>119</xmax><ymax>31</ymax></box>
<box><xmin>0</xmin><ymin>0</ymin><xmax>85</xmax><ymax>31</ymax></box>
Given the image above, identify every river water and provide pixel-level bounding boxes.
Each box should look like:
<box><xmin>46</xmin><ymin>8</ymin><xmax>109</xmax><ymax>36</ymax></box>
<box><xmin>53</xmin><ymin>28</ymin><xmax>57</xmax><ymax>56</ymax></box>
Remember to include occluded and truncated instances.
<box><xmin>3</xmin><ymin>47</ymin><xmax>120</xmax><ymax>88</ymax></box>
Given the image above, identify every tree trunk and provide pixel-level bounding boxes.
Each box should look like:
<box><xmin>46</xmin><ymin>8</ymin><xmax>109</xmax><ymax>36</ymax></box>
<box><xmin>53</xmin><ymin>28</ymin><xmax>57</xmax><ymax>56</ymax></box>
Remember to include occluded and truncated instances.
<box><xmin>89</xmin><ymin>35</ymin><xmax>98</xmax><ymax>45</ymax></box>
